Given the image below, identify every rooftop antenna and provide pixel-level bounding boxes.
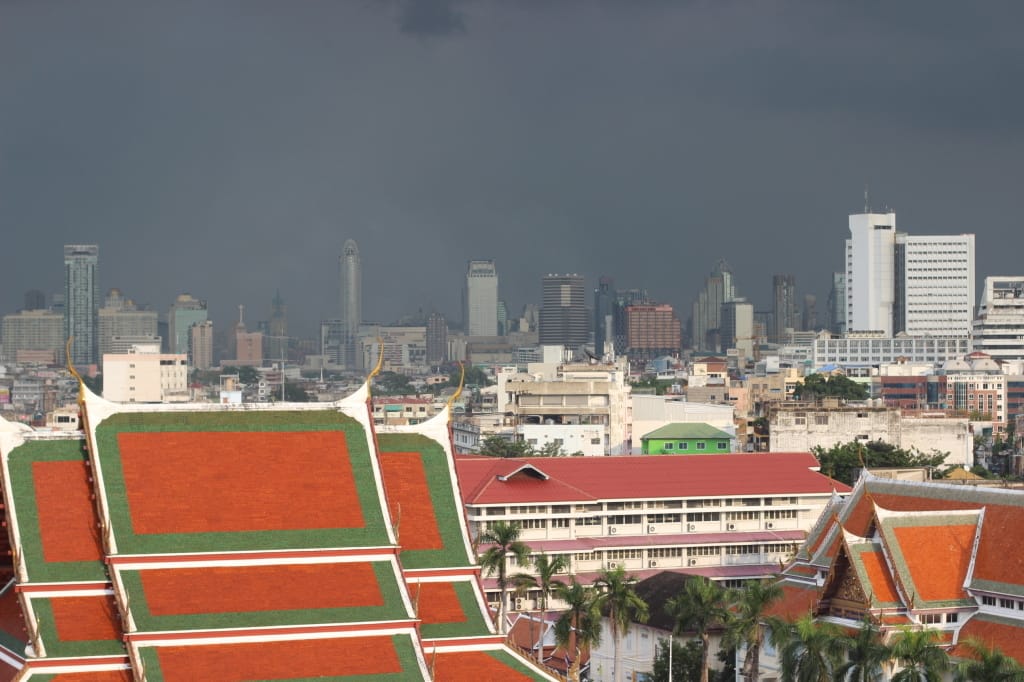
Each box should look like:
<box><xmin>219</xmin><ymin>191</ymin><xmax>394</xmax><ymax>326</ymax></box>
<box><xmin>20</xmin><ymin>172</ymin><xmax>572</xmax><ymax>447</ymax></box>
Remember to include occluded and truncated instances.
<box><xmin>237</xmin><ymin>304</ymin><xmax>244</xmax><ymax>325</ymax></box>
<box><xmin>864</xmin><ymin>185</ymin><xmax>870</xmax><ymax>213</ymax></box>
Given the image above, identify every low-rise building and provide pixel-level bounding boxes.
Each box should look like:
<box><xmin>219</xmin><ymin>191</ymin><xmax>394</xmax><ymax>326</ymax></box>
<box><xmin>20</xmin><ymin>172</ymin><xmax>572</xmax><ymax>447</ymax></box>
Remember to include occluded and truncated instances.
<box><xmin>455</xmin><ymin>453</ymin><xmax>847</xmax><ymax>611</ymax></box>
<box><xmin>768</xmin><ymin>403</ymin><xmax>972</xmax><ymax>469</ymax></box>
<box><xmin>640</xmin><ymin>423</ymin><xmax>735</xmax><ymax>454</ymax></box>
<box><xmin>102</xmin><ymin>344</ymin><xmax>189</xmax><ymax>403</ymax></box>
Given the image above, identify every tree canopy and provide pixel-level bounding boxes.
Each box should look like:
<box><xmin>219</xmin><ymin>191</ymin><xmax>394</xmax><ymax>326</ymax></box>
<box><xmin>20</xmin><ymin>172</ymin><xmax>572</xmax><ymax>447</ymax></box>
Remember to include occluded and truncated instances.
<box><xmin>792</xmin><ymin>374</ymin><xmax>868</xmax><ymax>401</ymax></box>
<box><xmin>812</xmin><ymin>440</ymin><xmax>948</xmax><ymax>486</ymax></box>
<box><xmin>477</xmin><ymin>435</ymin><xmax>584</xmax><ymax>458</ymax></box>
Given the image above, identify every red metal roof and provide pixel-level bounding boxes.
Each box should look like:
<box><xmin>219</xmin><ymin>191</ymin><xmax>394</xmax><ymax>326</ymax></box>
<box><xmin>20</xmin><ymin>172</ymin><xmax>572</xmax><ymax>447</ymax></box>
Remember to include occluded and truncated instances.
<box><xmin>456</xmin><ymin>453</ymin><xmax>846</xmax><ymax>505</ymax></box>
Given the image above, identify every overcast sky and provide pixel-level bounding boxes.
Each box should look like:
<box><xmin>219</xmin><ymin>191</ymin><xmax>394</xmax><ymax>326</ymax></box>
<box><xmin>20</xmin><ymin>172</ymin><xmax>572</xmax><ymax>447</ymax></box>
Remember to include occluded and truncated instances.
<box><xmin>2</xmin><ymin>1</ymin><xmax>1022</xmax><ymax>336</ymax></box>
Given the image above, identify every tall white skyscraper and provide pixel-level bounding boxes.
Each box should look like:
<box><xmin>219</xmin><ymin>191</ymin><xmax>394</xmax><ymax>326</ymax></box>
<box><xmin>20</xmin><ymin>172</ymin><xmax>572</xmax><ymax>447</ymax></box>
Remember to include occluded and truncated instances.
<box><xmin>464</xmin><ymin>260</ymin><xmax>498</xmax><ymax>337</ymax></box>
<box><xmin>64</xmin><ymin>244</ymin><xmax>100</xmax><ymax>365</ymax></box>
<box><xmin>846</xmin><ymin>212</ymin><xmax>897</xmax><ymax>334</ymax></box>
<box><xmin>845</xmin><ymin>211</ymin><xmax>975</xmax><ymax>336</ymax></box>
<box><xmin>973</xmin><ymin>277</ymin><xmax>1024</xmax><ymax>361</ymax></box>
<box><xmin>339</xmin><ymin>239</ymin><xmax>362</xmax><ymax>370</ymax></box>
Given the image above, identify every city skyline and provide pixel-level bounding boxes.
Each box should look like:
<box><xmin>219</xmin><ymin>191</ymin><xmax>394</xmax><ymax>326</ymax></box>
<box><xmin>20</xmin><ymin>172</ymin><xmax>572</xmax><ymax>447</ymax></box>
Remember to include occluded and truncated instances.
<box><xmin>2</xmin><ymin>3</ymin><xmax>1022</xmax><ymax>336</ymax></box>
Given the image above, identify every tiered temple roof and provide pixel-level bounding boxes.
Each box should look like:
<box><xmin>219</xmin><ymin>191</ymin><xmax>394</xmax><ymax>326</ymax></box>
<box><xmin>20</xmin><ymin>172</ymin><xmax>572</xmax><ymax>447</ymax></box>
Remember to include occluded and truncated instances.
<box><xmin>0</xmin><ymin>381</ymin><xmax>555</xmax><ymax>680</ymax></box>
<box><xmin>771</xmin><ymin>472</ymin><xmax>1024</xmax><ymax>664</ymax></box>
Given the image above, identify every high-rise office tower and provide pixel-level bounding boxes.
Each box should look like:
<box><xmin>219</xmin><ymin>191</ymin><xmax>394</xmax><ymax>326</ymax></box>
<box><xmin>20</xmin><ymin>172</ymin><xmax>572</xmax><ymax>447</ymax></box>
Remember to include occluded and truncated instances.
<box><xmin>973</xmin><ymin>277</ymin><xmax>1024</xmax><ymax>361</ymax></box>
<box><xmin>827</xmin><ymin>272</ymin><xmax>846</xmax><ymax>335</ymax></box>
<box><xmin>594</xmin><ymin>276</ymin><xmax>615</xmax><ymax>358</ymax></box>
<box><xmin>690</xmin><ymin>260</ymin><xmax>736</xmax><ymax>351</ymax></box>
<box><xmin>625</xmin><ymin>304</ymin><xmax>681</xmax><ymax>363</ymax></box>
<box><xmin>464</xmin><ymin>260</ymin><xmax>498</xmax><ymax>337</ymax></box>
<box><xmin>846</xmin><ymin>212</ymin><xmax>898</xmax><ymax>334</ymax></box>
<box><xmin>802</xmin><ymin>294</ymin><xmax>818</xmax><ymax>332</ymax></box>
<box><xmin>426</xmin><ymin>312</ymin><xmax>448</xmax><ymax>365</ymax></box>
<box><xmin>64</xmin><ymin>244</ymin><xmax>100</xmax><ymax>365</ymax></box>
<box><xmin>539</xmin><ymin>274</ymin><xmax>589</xmax><ymax>348</ymax></box>
<box><xmin>339</xmin><ymin>240</ymin><xmax>362</xmax><ymax>370</ymax></box>
<box><xmin>23</xmin><ymin>289</ymin><xmax>46</xmax><ymax>311</ymax></box>
<box><xmin>720</xmin><ymin>299</ymin><xmax>755</xmax><ymax>361</ymax></box>
<box><xmin>845</xmin><ymin>211</ymin><xmax>974</xmax><ymax>336</ymax></box>
<box><xmin>190</xmin><ymin>320</ymin><xmax>214</xmax><ymax>370</ymax></box>
<box><xmin>771</xmin><ymin>274</ymin><xmax>798</xmax><ymax>343</ymax></box>
<box><xmin>268</xmin><ymin>290</ymin><xmax>288</xmax><ymax>361</ymax></box>
<box><xmin>168</xmin><ymin>293</ymin><xmax>208</xmax><ymax>357</ymax></box>
<box><xmin>894</xmin><ymin>233</ymin><xmax>975</xmax><ymax>336</ymax></box>
<box><xmin>98</xmin><ymin>289</ymin><xmax>159</xmax><ymax>358</ymax></box>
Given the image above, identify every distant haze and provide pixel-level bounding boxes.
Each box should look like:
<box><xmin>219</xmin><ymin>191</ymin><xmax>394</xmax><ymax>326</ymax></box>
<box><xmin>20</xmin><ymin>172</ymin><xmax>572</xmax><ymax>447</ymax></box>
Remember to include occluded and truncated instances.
<box><xmin>2</xmin><ymin>1</ymin><xmax>1022</xmax><ymax>336</ymax></box>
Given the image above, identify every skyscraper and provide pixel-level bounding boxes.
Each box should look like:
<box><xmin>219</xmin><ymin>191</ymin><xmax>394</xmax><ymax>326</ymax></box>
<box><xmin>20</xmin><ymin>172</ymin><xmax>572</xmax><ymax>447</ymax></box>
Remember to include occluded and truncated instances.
<box><xmin>771</xmin><ymin>274</ymin><xmax>797</xmax><ymax>343</ymax></box>
<box><xmin>594</xmin><ymin>276</ymin><xmax>615</xmax><ymax>358</ymax></box>
<box><xmin>827</xmin><ymin>272</ymin><xmax>846</xmax><ymax>335</ymax></box>
<box><xmin>625</xmin><ymin>303</ymin><xmax>681</xmax><ymax>364</ymax></box>
<box><xmin>690</xmin><ymin>260</ymin><xmax>735</xmax><ymax>351</ymax></box>
<box><xmin>539</xmin><ymin>274</ymin><xmax>589</xmax><ymax>348</ymax></box>
<box><xmin>464</xmin><ymin>260</ymin><xmax>498</xmax><ymax>337</ymax></box>
<box><xmin>168</xmin><ymin>293</ymin><xmax>208</xmax><ymax>357</ymax></box>
<box><xmin>426</xmin><ymin>312</ymin><xmax>448</xmax><ymax>365</ymax></box>
<box><xmin>267</xmin><ymin>290</ymin><xmax>287</xmax><ymax>361</ymax></box>
<box><xmin>64</xmin><ymin>244</ymin><xmax>100</xmax><ymax>365</ymax></box>
<box><xmin>339</xmin><ymin>240</ymin><xmax>362</xmax><ymax>370</ymax></box>
<box><xmin>845</xmin><ymin>211</ymin><xmax>974</xmax><ymax>336</ymax></box>
<box><xmin>720</xmin><ymin>299</ymin><xmax>755</xmax><ymax>361</ymax></box>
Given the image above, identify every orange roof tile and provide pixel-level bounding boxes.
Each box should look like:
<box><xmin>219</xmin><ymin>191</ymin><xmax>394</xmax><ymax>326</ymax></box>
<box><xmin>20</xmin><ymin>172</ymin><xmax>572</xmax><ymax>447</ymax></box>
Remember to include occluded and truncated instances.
<box><xmin>117</xmin><ymin>431</ymin><xmax>365</xmax><ymax>534</ymax></box>
<box><xmin>892</xmin><ymin>524</ymin><xmax>975</xmax><ymax>603</ymax></box>
<box><xmin>50</xmin><ymin>596</ymin><xmax>121</xmax><ymax>643</ymax></box>
<box><xmin>859</xmin><ymin>549</ymin><xmax>901</xmax><ymax>605</ymax></box>
<box><xmin>953</xmin><ymin>614</ymin><xmax>1024</xmax><ymax>664</ymax></box>
<box><xmin>432</xmin><ymin>650</ymin><xmax>538</xmax><ymax>681</ymax></box>
<box><xmin>137</xmin><ymin>562</ymin><xmax>384</xmax><ymax>616</ymax></box>
<box><xmin>766</xmin><ymin>583</ymin><xmax>819</xmax><ymax>621</ymax></box>
<box><xmin>32</xmin><ymin>460</ymin><xmax>103</xmax><ymax>563</ymax></box>
<box><xmin>148</xmin><ymin>636</ymin><xmax>407</xmax><ymax>679</ymax></box>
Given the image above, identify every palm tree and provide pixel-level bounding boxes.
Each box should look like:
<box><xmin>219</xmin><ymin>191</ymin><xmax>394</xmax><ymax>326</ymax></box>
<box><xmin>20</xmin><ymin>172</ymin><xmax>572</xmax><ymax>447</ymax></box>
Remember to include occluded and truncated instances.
<box><xmin>554</xmin><ymin>578</ymin><xmax>602</xmax><ymax>682</ymax></box>
<box><xmin>477</xmin><ymin>521</ymin><xmax>531</xmax><ymax>634</ymax></box>
<box><xmin>722</xmin><ymin>579</ymin><xmax>784</xmax><ymax>682</ymax></box>
<box><xmin>889</xmin><ymin>627</ymin><xmax>949</xmax><ymax>682</ymax></box>
<box><xmin>772</xmin><ymin>614</ymin><xmax>847</xmax><ymax>682</ymax></box>
<box><xmin>834</xmin><ymin>617</ymin><xmax>891</xmax><ymax>682</ymax></box>
<box><xmin>593</xmin><ymin>565</ymin><xmax>649</xmax><ymax>682</ymax></box>
<box><xmin>953</xmin><ymin>638</ymin><xmax>1024</xmax><ymax>682</ymax></box>
<box><xmin>666</xmin><ymin>575</ymin><xmax>732</xmax><ymax>682</ymax></box>
<box><xmin>518</xmin><ymin>552</ymin><xmax>568</xmax><ymax>664</ymax></box>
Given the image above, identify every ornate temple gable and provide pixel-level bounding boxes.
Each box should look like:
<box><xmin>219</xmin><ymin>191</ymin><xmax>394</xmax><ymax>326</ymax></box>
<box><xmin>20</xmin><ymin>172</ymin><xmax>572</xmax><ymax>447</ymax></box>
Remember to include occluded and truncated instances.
<box><xmin>819</xmin><ymin>544</ymin><xmax>870</xmax><ymax>620</ymax></box>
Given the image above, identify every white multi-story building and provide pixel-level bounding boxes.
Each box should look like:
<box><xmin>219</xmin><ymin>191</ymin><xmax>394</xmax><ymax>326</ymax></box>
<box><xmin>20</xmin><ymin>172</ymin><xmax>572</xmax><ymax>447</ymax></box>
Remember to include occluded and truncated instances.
<box><xmin>896</xmin><ymin>233</ymin><xmax>975</xmax><ymax>336</ymax></box>
<box><xmin>465</xmin><ymin>260</ymin><xmax>499</xmax><ymax>337</ymax></box>
<box><xmin>973</xmin><ymin>277</ymin><xmax>1024</xmax><ymax>361</ymax></box>
<box><xmin>102</xmin><ymin>344</ymin><xmax>189</xmax><ymax>403</ymax></box>
<box><xmin>846</xmin><ymin>212</ymin><xmax>975</xmax><ymax>337</ymax></box>
<box><xmin>846</xmin><ymin>212</ymin><xmax>898</xmax><ymax>334</ymax></box>
<box><xmin>498</xmin><ymin>357</ymin><xmax>632</xmax><ymax>455</ymax></box>
<box><xmin>456</xmin><ymin>453</ymin><xmax>845</xmax><ymax>611</ymax></box>
<box><xmin>812</xmin><ymin>331</ymin><xmax>971</xmax><ymax>369</ymax></box>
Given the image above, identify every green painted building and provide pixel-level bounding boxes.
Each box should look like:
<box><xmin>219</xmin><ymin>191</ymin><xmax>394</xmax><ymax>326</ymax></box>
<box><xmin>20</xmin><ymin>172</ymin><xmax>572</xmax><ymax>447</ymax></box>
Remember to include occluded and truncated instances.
<box><xmin>640</xmin><ymin>422</ymin><xmax>734</xmax><ymax>454</ymax></box>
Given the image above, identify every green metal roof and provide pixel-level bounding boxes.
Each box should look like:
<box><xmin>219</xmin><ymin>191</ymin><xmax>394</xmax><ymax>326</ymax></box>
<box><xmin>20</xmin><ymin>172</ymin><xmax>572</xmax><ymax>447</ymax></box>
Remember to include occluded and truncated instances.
<box><xmin>640</xmin><ymin>422</ymin><xmax>733</xmax><ymax>441</ymax></box>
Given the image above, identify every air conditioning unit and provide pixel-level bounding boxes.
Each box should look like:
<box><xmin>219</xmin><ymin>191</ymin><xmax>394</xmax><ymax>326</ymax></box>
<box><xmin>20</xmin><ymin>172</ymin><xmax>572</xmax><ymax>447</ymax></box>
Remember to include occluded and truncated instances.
<box><xmin>687</xmin><ymin>524</ymin><xmax>696</xmax><ymax>532</ymax></box>
<box><xmin>688</xmin><ymin>558</ymin><xmax>698</xmax><ymax>566</ymax></box>
<box><xmin>609</xmin><ymin>527</ymin><xmax>618</xmax><ymax>535</ymax></box>
<box><xmin>648</xmin><ymin>525</ymin><xmax>657</xmax><ymax>533</ymax></box>
<box><xmin>649</xmin><ymin>560</ymin><xmax>658</xmax><ymax>568</ymax></box>
<box><xmin>765</xmin><ymin>522</ymin><xmax>774</xmax><ymax>529</ymax></box>
<box><xmin>608</xmin><ymin>561</ymin><xmax>620</xmax><ymax>569</ymax></box>
<box><xmin>515</xmin><ymin>598</ymin><xmax>525</xmax><ymax>610</ymax></box>
<box><xmin>727</xmin><ymin>523</ymin><xmax>736</xmax><ymax>530</ymax></box>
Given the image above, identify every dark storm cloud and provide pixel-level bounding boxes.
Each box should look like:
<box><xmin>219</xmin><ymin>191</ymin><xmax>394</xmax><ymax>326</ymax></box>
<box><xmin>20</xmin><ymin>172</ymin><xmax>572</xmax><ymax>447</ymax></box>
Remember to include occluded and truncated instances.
<box><xmin>396</xmin><ymin>0</ymin><xmax>467</xmax><ymax>37</ymax></box>
<box><xmin>1</xmin><ymin>1</ymin><xmax>1022</xmax><ymax>337</ymax></box>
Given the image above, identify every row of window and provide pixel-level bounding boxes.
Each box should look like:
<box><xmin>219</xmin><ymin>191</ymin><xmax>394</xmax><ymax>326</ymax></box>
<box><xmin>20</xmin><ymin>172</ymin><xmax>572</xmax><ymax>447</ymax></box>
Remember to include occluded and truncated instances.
<box><xmin>568</xmin><ymin>544</ymin><xmax>794</xmax><ymax>562</ymax></box>
<box><xmin>661</xmin><ymin>441</ymin><xmax>728</xmax><ymax>451</ymax></box>
<box><xmin>481</xmin><ymin>497</ymin><xmax>800</xmax><ymax>517</ymax></box>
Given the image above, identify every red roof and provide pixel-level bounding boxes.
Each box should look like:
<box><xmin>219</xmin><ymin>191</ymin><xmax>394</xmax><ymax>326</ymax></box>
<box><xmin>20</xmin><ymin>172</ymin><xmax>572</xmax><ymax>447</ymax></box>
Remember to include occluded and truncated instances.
<box><xmin>456</xmin><ymin>453</ymin><xmax>845</xmax><ymax>505</ymax></box>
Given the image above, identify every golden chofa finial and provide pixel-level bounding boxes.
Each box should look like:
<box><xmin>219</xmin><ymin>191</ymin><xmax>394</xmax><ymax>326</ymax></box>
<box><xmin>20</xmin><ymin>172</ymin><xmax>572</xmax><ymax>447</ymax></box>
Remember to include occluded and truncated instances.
<box><xmin>366</xmin><ymin>338</ymin><xmax>385</xmax><ymax>397</ymax></box>
<box><xmin>65</xmin><ymin>337</ymin><xmax>86</xmax><ymax>405</ymax></box>
<box><xmin>445</xmin><ymin>362</ymin><xmax>465</xmax><ymax>411</ymax></box>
